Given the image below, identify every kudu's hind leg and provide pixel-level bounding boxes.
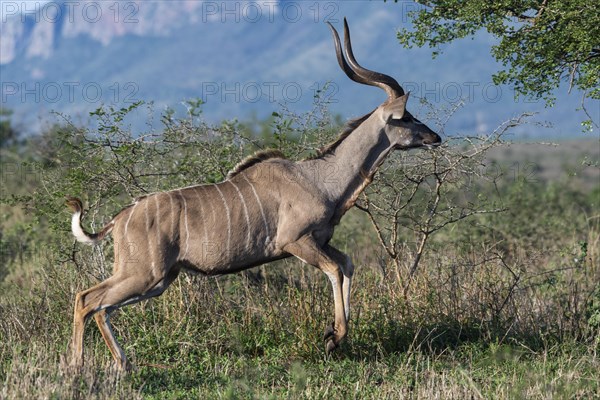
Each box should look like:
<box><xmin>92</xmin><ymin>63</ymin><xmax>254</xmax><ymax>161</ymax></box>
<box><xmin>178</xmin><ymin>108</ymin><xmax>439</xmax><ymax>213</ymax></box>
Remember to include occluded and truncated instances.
<box><xmin>71</xmin><ymin>267</ymin><xmax>179</xmax><ymax>369</ymax></box>
<box><xmin>71</xmin><ymin>278</ymin><xmax>116</xmax><ymax>369</ymax></box>
<box><xmin>91</xmin><ymin>267</ymin><xmax>180</xmax><ymax>370</ymax></box>
<box><xmin>284</xmin><ymin>237</ymin><xmax>348</xmax><ymax>353</ymax></box>
<box><xmin>93</xmin><ymin>310</ymin><xmax>127</xmax><ymax>369</ymax></box>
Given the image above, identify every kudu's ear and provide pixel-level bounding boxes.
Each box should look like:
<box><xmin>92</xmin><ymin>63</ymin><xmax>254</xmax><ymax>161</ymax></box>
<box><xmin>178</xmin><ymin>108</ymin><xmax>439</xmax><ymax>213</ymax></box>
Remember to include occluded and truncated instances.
<box><xmin>381</xmin><ymin>92</ymin><xmax>410</xmax><ymax>121</ymax></box>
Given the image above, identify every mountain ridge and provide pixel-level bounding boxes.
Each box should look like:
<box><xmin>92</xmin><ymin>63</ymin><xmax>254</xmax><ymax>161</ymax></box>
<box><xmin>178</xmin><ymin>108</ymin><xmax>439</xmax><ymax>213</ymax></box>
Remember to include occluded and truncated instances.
<box><xmin>1</xmin><ymin>1</ymin><xmax>596</xmax><ymax>137</ymax></box>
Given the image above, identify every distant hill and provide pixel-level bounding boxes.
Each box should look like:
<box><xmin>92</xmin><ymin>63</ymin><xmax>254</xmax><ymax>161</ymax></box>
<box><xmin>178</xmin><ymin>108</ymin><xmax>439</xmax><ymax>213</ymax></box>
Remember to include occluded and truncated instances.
<box><xmin>1</xmin><ymin>1</ymin><xmax>597</xmax><ymax>138</ymax></box>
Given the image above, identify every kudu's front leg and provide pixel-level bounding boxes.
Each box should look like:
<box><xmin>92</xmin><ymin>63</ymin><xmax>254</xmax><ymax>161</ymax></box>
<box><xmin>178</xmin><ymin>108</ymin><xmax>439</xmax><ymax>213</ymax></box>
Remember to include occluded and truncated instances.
<box><xmin>325</xmin><ymin>246</ymin><xmax>354</xmax><ymax>322</ymax></box>
<box><xmin>284</xmin><ymin>237</ymin><xmax>349</xmax><ymax>353</ymax></box>
<box><xmin>323</xmin><ymin>245</ymin><xmax>354</xmax><ymax>340</ymax></box>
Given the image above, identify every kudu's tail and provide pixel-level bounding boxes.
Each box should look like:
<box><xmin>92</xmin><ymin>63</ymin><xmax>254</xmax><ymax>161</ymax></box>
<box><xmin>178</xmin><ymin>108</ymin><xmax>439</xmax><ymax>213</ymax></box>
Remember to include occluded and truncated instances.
<box><xmin>66</xmin><ymin>197</ymin><xmax>114</xmax><ymax>245</ymax></box>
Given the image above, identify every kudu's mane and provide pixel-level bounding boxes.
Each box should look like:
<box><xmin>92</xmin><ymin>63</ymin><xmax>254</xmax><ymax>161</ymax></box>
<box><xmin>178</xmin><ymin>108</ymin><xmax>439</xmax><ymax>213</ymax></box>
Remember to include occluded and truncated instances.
<box><xmin>226</xmin><ymin>149</ymin><xmax>286</xmax><ymax>179</ymax></box>
<box><xmin>309</xmin><ymin>111</ymin><xmax>374</xmax><ymax>159</ymax></box>
<box><xmin>226</xmin><ymin>111</ymin><xmax>374</xmax><ymax>177</ymax></box>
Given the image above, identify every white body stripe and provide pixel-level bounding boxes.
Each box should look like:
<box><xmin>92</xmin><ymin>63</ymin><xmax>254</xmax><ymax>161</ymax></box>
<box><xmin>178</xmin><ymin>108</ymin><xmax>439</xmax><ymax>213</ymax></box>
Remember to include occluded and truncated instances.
<box><xmin>166</xmin><ymin>192</ymin><xmax>175</xmax><ymax>238</ymax></box>
<box><xmin>154</xmin><ymin>195</ymin><xmax>160</xmax><ymax>236</ymax></box>
<box><xmin>144</xmin><ymin>199</ymin><xmax>154</xmax><ymax>262</ymax></box>
<box><xmin>194</xmin><ymin>187</ymin><xmax>209</xmax><ymax>244</ymax></box>
<box><xmin>201</xmin><ymin>186</ymin><xmax>214</xmax><ymax>247</ymax></box>
<box><xmin>124</xmin><ymin>203</ymin><xmax>137</xmax><ymax>237</ymax></box>
<box><xmin>242</xmin><ymin>174</ymin><xmax>270</xmax><ymax>239</ymax></box>
<box><xmin>228</xmin><ymin>181</ymin><xmax>252</xmax><ymax>249</ymax></box>
<box><xmin>179</xmin><ymin>190</ymin><xmax>190</xmax><ymax>258</ymax></box>
<box><xmin>154</xmin><ymin>195</ymin><xmax>161</xmax><ymax>262</ymax></box>
<box><xmin>144</xmin><ymin>198</ymin><xmax>149</xmax><ymax>230</ymax></box>
<box><xmin>214</xmin><ymin>184</ymin><xmax>231</xmax><ymax>255</ymax></box>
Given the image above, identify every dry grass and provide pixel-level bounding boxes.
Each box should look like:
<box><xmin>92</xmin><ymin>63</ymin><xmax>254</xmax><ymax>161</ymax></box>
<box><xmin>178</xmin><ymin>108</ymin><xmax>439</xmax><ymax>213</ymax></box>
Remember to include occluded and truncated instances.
<box><xmin>1</xmin><ymin>215</ymin><xmax>598</xmax><ymax>398</ymax></box>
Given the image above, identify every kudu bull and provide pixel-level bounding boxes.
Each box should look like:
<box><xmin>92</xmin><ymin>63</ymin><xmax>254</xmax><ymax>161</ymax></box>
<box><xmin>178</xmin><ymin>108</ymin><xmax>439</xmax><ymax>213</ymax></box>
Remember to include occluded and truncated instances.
<box><xmin>67</xmin><ymin>19</ymin><xmax>441</xmax><ymax>370</ymax></box>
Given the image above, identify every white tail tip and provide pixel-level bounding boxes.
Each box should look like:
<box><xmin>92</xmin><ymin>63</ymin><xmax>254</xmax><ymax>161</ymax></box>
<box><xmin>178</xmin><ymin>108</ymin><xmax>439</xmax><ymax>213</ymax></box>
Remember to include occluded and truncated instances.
<box><xmin>71</xmin><ymin>211</ymin><xmax>97</xmax><ymax>245</ymax></box>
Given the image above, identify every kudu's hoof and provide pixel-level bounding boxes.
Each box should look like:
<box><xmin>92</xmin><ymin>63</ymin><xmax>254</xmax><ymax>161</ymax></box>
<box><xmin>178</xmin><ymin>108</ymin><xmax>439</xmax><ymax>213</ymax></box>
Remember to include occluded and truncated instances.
<box><xmin>325</xmin><ymin>338</ymin><xmax>338</xmax><ymax>354</ymax></box>
<box><xmin>323</xmin><ymin>323</ymin><xmax>335</xmax><ymax>341</ymax></box>
<box><xmin>115</xmin><ymin>359</ymin><xmax>134</xmax><ymax>373</ymax></box>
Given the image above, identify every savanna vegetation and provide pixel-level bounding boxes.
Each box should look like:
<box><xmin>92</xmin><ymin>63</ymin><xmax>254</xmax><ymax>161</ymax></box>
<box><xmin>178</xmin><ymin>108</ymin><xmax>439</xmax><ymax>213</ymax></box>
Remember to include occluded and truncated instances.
<box><xmin>0</xmin><ymin>98</ymin><xmax>598</xmax><ymax>399</ymax></box>
<box><xmin>393</xmin><ymin>0</ymin><xmax>600</xmax><ymax>131</ymax></box>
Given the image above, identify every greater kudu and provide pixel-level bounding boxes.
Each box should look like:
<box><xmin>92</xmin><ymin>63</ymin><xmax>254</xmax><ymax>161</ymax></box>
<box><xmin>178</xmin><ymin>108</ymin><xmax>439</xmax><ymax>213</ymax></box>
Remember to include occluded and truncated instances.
<box><xmin>67</xmin><ymin>19</ymin><xmax>441</xmax><ymax>370</ymax></box>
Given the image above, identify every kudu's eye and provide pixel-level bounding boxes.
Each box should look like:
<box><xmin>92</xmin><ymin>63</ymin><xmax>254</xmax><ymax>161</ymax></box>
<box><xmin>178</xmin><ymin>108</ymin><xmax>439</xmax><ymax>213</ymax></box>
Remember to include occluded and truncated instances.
<box><xmin>400</xmin><ymin>115</ymin><xmax>412</xmax><ymax>123</ymax></box>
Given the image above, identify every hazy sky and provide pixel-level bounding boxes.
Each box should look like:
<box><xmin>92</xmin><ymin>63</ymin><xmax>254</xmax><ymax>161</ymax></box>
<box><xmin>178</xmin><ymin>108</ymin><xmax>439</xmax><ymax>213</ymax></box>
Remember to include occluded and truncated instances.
<box><xmin>1</xmin><ymin>1</ymin><xmax>49</xmax><ymax>20</ymax></box>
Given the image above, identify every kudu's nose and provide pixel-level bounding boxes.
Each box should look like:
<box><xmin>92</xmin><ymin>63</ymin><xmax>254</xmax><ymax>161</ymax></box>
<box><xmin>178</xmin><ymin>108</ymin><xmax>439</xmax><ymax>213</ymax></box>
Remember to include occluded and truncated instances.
<box><xmin>422</xmin><ymin>131</ymin><xmax>442</xmax><ymax>147</ymax></box>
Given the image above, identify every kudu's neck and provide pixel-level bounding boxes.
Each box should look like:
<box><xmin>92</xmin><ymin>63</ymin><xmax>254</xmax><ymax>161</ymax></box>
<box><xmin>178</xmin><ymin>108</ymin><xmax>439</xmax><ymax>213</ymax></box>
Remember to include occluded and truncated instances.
<box><xmin>307</xmin><ymin>114</ymin><xmax>395</xmax><ymax>216</ymax></box>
